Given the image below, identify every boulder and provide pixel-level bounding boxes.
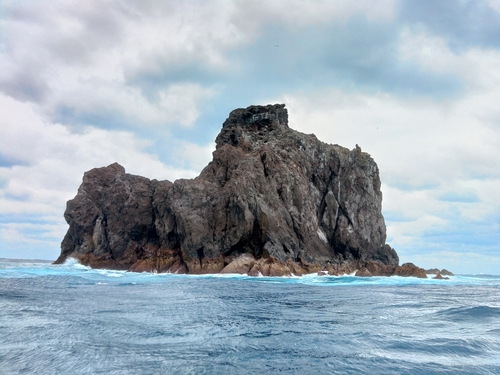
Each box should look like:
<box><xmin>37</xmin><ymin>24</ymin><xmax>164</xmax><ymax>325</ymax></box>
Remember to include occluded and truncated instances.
<box><xmin>394</xmin><ymin>263</ymin><xmax>427</xmax><ymax>279</ymax></box>
<box><xmin>221</xmin><ymin>253</ymin><xmax>256</xmax><ymax>274</ymax></box>
<box><xmin>355</xmin><ymin>268</ymin><xmax>373</xmax><ymax>277</ymax></box>
<box><xmin>433</xmin><ymin>273</ymin><xmax>450</xmax><ymax>280</ymax></box>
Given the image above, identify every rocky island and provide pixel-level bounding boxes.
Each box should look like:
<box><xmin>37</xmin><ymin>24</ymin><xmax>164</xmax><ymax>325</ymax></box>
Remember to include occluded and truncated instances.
<box><xmin>55</xmin><ymin>104</ymin><xmax>429</xmax><ymax>278</ymax></box>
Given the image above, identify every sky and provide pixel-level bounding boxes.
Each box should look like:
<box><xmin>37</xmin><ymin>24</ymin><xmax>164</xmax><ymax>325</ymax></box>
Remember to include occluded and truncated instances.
<box><xmin>1</xmin><ymin>0</ymin><xmax>500</xmax><ymax>274</ymax></box>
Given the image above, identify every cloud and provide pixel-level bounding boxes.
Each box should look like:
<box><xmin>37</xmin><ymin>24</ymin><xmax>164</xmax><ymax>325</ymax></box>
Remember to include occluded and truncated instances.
<box><xmin>399</xmin><ymin>0</ymin><xmax>500</xmax><ymax>50</ymax></box>
<box><xmin>51</xmin><ymin>82</ymin><xmax>213</xmax><ymax>129</ymax></box>
<box><xmin>0</xmin><ymin>0</ymin><xmax>454</xmax><ymax>132</ymax></box>
<box><xmin>174</xmin><ymin>141</ymin><xmax>216</xmax><ymax>172</ymax></box>
<box><xmin>1</xmin><ymin>0</ymin><xmax>500</xmax><ymax>272</ymax></box>
<box><xmin>0</xmin><ymin>93</ymin><xmax>197</xmax><ymax>259</ymax></box>
<box><xmin>278</xmin><ymin>35</ymin><xmax>500</xmax><ymax>270</ymax></box>
<box><xmin>407</xmin><ymin>251</ymin><xmax>500</xmax><ymax>275</ymax></box>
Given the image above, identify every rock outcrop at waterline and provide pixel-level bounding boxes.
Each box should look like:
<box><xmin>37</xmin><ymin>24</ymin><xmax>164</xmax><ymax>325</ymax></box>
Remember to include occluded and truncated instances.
<box><xmin>55</xmin><ymin>104</ymin><xmax>424</xmax><ymax>277</ymax></box>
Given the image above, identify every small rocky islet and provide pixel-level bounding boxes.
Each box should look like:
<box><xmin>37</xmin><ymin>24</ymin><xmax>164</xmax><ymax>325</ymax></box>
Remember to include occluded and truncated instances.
<box><xmin>55</xmin><ymin>104</ymin><xmax>449</xmax><ymax>278</ymax></box>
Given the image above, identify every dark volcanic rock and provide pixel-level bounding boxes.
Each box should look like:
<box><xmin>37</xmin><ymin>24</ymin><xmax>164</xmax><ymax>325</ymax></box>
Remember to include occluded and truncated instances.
<box><xmin>426</xmin><ymin>268</ymin><xmax>454</xmax><ymax>276</ymax></box>
<box><xmin>55</xmin><ymin>104</ymin><xmax>404</xmax><ymax>275</ymax></box>
<box><xmin>394</xmin><ymin>263</ymin><xmax>427</xmax><ymax>279</ymax></box>
<box><xmin>425</xmin><ymin>268</ymin><xmax>440</xmax><ymax>275</ymax></box>
<box><xmin>440</xmin><ymin>269</ymin><xmax>454</xmax><ymax>276</ymax></box>
<box><xmin>433</xmin><ymin>273</ymin><xmax>450</xmax><ymax>280</ymax></box>
<box><xmin>355</xmin><ymin>268</ymin><xmax>373</xmax><ymax>277</ymax></box>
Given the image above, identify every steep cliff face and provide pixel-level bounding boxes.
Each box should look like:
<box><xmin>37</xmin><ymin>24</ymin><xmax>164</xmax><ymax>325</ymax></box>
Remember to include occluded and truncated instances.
<box><xmin>56</xmin><ymin>104</ymin><xmax>410</xmax><ymax>276</ymax></box>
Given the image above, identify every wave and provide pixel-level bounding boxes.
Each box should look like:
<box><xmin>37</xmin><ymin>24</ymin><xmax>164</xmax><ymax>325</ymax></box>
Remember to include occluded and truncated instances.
<box><xmin>437</xmin><ymin>306</ymin><xmax>500</xmax><ymax>322</ymax></box>
<box><xmin>2</xmin><ymin>258</ymin><xmax>500</xmax><ymax>287</ymax></box>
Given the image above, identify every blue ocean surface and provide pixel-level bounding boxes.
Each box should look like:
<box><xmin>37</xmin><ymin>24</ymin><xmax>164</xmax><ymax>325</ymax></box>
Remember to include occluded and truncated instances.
<box><xmin>1</xmin><ymin>259</ymin><xmax>499</xmax><ymax>374</ymax></box>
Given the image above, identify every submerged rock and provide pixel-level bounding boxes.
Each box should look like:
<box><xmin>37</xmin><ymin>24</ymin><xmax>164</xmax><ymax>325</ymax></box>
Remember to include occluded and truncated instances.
<box><xmin>55</xmin><ymin>104</ymin><xmax>410</xmax><ymax>276</ymax></box>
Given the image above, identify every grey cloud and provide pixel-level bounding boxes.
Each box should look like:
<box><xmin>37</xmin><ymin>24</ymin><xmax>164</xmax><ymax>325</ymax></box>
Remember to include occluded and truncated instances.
<box><xmin>52</xmin><ymin>104</ymin><xmax>133</xmax><ymax>131</ymax></box>
<box><xmin>399</xmin><ymin>0</ymin><xmax>500</xmax><ymax>50</ymax></box>
<box><xmin>0</xmin><ymin>0</ymin><xmax>481</xmax><ymax>135</ymax></box>
<box><xmin>317</xmin><ymin>17</ymin><xmax>463</xmax><ymax>96</ymax></box>
<box><xmin>127</xmin><ymin>13</ymin><xmax>464</xmax><ymax>116</ymax></box>
<box><xmin>3</xmin><ymin>1</ymin><xmax>125</xmax><ymax>65</ymax></box>
<box><xmin>0</xmin><ymin>0</ymin><xmax>128</xmax><ymax>105</ymax></box>
<box><xmin>0</xmin><ymin>153</ymin><xmax>31</xmax><ymax>168</ymax></box>
<box><xmin>0</xmin><ymin>69</ymin><xmax>49</xmax><ymax>102</ymax></box>
<box><xmin>48</xmin><ymin>5</ymin><xmax>125</xmax><ymax>65</ymax></box>
<box><xmin>220</xmin><ymin>17</ymin><xmax>463</xmax><ymax>99</ymax></box>
<box><xmin>124</xmin><ymin>53</ymin><xmax>224</xmax><ymax>99</ymax></box>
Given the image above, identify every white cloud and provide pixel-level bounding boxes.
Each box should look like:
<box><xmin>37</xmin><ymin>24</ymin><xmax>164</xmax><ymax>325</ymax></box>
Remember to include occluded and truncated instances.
<box><xmin>174</xmin><ymin>141</ymin><xmax>216</xmax><ymax>172</ymax></box>
<box><xmin>0</xmin><ymin>94</ymin><xmax>197</xmax><ymax>258</ymax></box>
<box><xmin>1</xmin><ymin>0</ymin><xmax>500</xmax><ymax>272</ymax></box>
<box><xmin>0</xmin><ymin>0</ymin><xmax>222</xmax><ymax>128</ymax></box>
<box><xmin>46</xmin><ymin>78</ymin><xmax>213</xmax><ymax>128</ymax></box>
<box><xmin>408</xmin><ymin>251</ymin><xmax>500</xmax><ymax>275</ymax></box>
<box><xmin>231</xmin><ymin>0</ymin><xmax>396</xmax><ymax>30</ymax></box>
<box><xmin>398</xmin><ymin>27</ymin><xmax>474</xmax><ymax>77</ymax></box>
<box><xmin>280</xmin><ymin>40</ymin><xmax>500</xmax><ymax>266</ymax></box>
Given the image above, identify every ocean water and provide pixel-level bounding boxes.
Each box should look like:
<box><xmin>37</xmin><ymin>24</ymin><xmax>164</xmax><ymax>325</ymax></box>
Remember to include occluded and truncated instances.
<box><xmin>1</xmin><ymin>259</ymin><xmax>499</xmax><ymax>375</ymax></box>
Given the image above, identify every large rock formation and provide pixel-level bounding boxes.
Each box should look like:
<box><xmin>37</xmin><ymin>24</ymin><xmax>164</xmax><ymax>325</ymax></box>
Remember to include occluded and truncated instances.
<box><xmin>56</xmin><ymin>104</ymin><xmax>423</xmax><ymax>277</ymax></box>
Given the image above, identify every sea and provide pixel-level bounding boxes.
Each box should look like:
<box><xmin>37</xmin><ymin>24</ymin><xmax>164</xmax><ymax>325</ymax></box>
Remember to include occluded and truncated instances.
<box><xmin>1</xmin><ymin>259</ymin><xmax>499</xmax><ymax>375</ymax></box>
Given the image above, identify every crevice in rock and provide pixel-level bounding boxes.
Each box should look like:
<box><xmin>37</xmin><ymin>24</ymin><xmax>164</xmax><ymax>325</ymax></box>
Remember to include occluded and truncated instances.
<box><xmin>260</xmin><ymin>153</ymin><xmax>269</xmax><ymax>178</ymax></box>
<box><xmin>196</xmin><ymin>247</ymin><xmax>204</xmax><ymax>269</ymax></box>
<box><xmin>282</xmin><ymin>244</ymin><xmax>291</xmax><ymax>254</ymax></box>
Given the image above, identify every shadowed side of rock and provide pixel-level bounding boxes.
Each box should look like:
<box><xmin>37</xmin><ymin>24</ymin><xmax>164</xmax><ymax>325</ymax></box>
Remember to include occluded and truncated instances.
<box><xmin>55</xmin><ymin>104</ymin><xmax>422</xmax><ymax>277</ymax></box>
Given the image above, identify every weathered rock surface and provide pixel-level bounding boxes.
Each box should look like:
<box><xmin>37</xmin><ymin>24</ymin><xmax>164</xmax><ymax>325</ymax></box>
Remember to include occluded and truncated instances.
<box><xmin>425</xmin><ymin>268</ymin><xmax>440</xmax><ymax>275</ymax></box>
<box><xmin>55</xmin><ymin>103</ymin><xmax>412</xmax><ymax>276</ymax></box>
<box><xmin>393</xmin><ymin>263</ymin><xmax>427</xmax><ymax>279</ymax></box>
<box><xmin>440</xmin><ymin>269</ymin><xmax>454</xmax><ymax>276</ymax></box>
<box><xmin>355</xmin><ymin>268</ymin><xmax>373</xmax><ymax>277</ymax></box>
<box><xmin>426</xmin><ymin>268</ymin><xmax>454</xmax><ymax>277</ymax></box>
<box><xmin>433</xmin><ymin>273</ymin><xmax>450</xmax><ymax>280</ymax></box>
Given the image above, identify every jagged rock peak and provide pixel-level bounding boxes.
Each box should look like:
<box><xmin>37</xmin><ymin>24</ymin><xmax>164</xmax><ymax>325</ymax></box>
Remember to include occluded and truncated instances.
<box><xmin>225</xmin><ymin>103</ymin><xmax>288</xmax><ymax>128</ymax></box>
<box><xmin>216</xmin><ymin>104</ymin><xmax>288</xmax><ymax>148</ymax></box>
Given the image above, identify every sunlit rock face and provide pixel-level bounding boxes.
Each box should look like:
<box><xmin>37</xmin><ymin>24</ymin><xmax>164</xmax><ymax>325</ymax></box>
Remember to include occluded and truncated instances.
<box><xmin>56</xmin><ymin>104</ymin><xmax>404</xmax><ymax>276</ymax></box>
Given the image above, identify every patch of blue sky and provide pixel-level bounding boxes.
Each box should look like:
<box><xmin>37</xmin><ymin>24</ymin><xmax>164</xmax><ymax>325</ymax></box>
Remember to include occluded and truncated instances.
<box><xmin>383</xmin><ymin>211</ymin><xmax>414</xmax><ymax>222</ymax></box>
<box><xmin>125</xmin><ymin>62</ymin><xmax>223</xmax><ymax>99</ymax></box>
<box><xmin>53</xmin><ymin>105</ymin><xmax>138</xmax><ymax>131</ymax></box>
<box><xmin>0</xmin><ymin>175</ymin><xmax>7</xmax><ymax>190</ymax></box>
<box><xmin>420</xmin><ymin>218</ymin><xmax>500</xmax><ymax>247</ymax></box>
<box><xmin>1</xmin><ymin>223</ymin><xmax>63</xmax><ymax>245</ymax></box>
<box><xmin>0</xmin><ymin>153</ymin><xmax>30</xmax><ymax>168</ymax></box>
<box><xmin>227</xmin><ymin>18</ymin><xmax>464</xmax><ymax>99</ymax></box>
<box><xmin>399</xmin><ymin>0</ymin><xmax>500</xmax><ymax>52</ymax></box>
<box><xmin>3</xmin><ymin>192</ymin><xmax>30</xmax><ymax>202</ymax></box>
<box><xmin>0</xmin><ymin>240</ymin><xmax>59</xmax><ymax>260</ymax></box>
<box><xmin>0</xmin><ymin>213</ymin><xmax>62</xmax><ymax>225</ymax></box>
<box><xmin>399</xmin><ymin>234</ymin><xmax>498</xmax><ymax>255</ymax></box>
<box><xmin>385</xmin><ymin>181</ymin><xmax>440</xmax><ymax>191</ymax></box>
<box><xmin>422</xmin><ymin>232</ymin><xmax>498</xmax><ymax>247</ymax></box>
<box><xmin>438</xmin><ymin>191</ymin><xmax>480</xmax><ymax>203</ymax></box>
